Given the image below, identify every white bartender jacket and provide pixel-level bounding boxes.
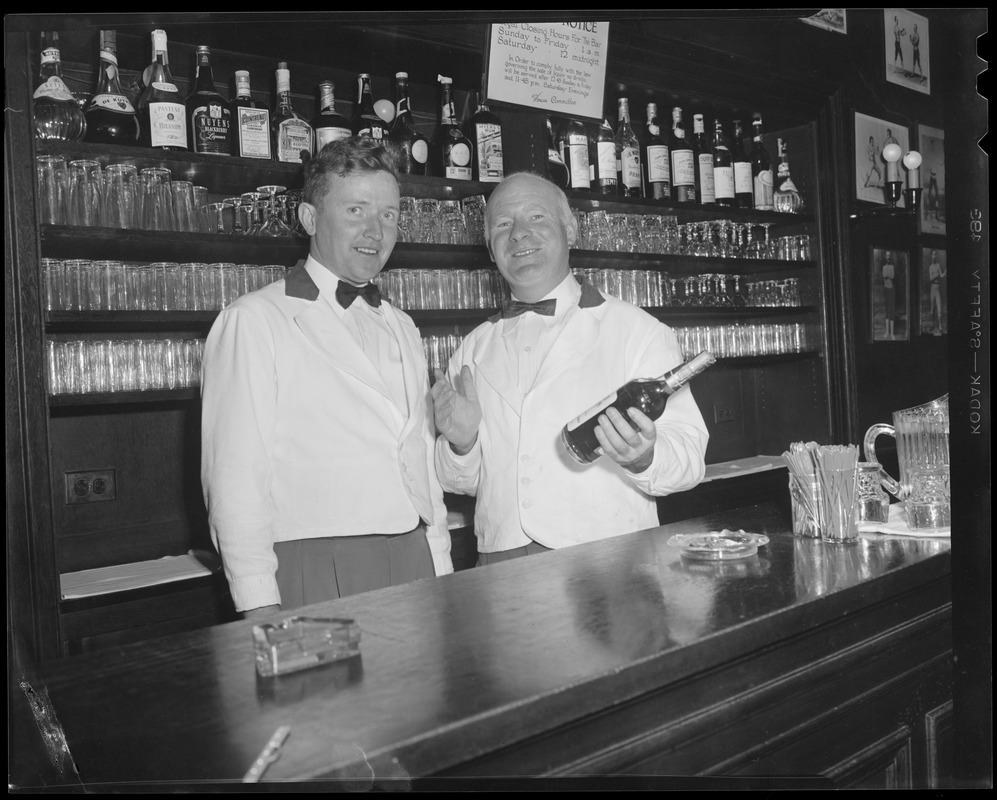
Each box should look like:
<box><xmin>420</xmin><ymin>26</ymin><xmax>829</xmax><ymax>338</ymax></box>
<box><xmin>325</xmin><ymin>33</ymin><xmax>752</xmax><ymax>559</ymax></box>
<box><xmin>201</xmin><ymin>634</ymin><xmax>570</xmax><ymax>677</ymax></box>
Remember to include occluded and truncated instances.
<box><xmin>435</xmin><ymin>278</ymin><xmax>709</xmax><ymax>554</ymax></box>
<box><xmin>201</xmin><ymin>257</ymin><xmax>452</xmax><ymax>611</ymax></box>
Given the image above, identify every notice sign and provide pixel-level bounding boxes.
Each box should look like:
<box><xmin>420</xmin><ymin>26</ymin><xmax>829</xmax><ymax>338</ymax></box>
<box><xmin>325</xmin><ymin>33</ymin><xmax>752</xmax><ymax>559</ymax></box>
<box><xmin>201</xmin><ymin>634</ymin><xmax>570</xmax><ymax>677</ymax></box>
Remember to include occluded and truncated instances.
<box><xmin>485</xmin><ymin>22</ymin><xmax>609</xmax><ymax>121</ymax></box>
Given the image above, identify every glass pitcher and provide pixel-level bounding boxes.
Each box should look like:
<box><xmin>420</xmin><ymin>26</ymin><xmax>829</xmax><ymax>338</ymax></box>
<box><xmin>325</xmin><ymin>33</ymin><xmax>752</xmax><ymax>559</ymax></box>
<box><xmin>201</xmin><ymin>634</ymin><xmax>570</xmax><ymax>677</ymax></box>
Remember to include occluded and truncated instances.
<box><xmin>863</xmin><ymin>395</ymin><xmax>950</xmax><ymax>530</ymax></box>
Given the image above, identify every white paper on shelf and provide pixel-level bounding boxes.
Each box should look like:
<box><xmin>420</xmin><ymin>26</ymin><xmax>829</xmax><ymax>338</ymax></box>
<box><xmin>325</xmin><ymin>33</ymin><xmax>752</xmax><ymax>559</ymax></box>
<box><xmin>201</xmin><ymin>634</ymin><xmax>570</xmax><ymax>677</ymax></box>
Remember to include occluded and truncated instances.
<box><xmin>859</xmin><ymin>503</ymin><xmax>950</xmax><ymax>538</ymax></box>
<box><xmin>60</xmin><ymin>551</ymin><xmax>219</xmax><ymax>600</ymax></box>
<box><xmin>702</xmin><ymin>455</ymin><xmax>787</xmax><ymax>483</ymax></box>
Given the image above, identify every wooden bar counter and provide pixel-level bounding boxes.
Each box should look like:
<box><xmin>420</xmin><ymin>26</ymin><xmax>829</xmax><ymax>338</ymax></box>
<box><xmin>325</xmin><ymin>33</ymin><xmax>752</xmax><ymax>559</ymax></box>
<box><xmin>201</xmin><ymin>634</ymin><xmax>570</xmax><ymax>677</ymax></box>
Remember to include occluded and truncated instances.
<box><xmin>19</xmin><ymin>501</ymin><xmax>953</xmax><ymax>790</ymax></box>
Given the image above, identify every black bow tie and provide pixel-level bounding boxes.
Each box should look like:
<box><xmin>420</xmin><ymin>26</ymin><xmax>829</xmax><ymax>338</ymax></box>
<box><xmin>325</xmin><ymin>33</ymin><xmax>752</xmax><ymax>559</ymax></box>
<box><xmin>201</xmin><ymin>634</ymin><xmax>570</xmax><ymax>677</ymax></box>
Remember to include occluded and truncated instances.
<box><xmin>336</xmin><ymin>280</ymin><xmax>382</xmax><ymax>309</ymax></box>
<box><xmin>501</xmin><ymin>298</ymin><xmax>556</xmax><ymax>319</ymax></box>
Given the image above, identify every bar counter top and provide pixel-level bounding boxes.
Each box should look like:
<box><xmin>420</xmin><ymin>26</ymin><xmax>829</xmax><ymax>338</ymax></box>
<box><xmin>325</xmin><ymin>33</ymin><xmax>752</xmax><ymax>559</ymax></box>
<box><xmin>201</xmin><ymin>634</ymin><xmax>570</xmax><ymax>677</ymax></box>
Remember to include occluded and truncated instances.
<box><xmin>26</xmin><ymin>501</ymin><xmax>952</xmax><ymax>790</ymax></box>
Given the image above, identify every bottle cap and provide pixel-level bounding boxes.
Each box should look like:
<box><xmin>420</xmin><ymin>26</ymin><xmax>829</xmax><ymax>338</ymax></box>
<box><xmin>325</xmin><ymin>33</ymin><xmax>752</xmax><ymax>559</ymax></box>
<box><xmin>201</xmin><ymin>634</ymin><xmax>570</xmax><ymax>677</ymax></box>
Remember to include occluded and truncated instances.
<box><xmin>437</xmin><ymin>74</ymin><xmax>452</xmax><ymax>84</ymax></box>
<box><xmin>396</xmin><ymin>72</ymin><xmax>408</xmax><ymax>79</ymax></box>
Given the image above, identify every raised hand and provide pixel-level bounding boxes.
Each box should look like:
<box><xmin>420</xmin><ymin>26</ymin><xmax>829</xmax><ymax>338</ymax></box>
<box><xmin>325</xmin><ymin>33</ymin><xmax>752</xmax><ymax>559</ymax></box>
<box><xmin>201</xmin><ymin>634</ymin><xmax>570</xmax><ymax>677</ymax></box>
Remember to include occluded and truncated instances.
<box><xmin>431</xmin><ymin>365</ymin><xmax>482</xmax><ymax>455</ymax></box>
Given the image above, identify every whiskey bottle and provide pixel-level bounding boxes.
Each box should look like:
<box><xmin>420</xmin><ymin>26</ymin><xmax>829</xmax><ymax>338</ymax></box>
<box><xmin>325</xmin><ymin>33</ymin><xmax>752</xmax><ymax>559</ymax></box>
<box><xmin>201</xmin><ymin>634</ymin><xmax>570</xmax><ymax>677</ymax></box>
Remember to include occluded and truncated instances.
<box><xmin>429</xmin><ymin>75</ymin><xmax>472</xmax><ymax>180</ymax></box>
<box><xmin>749</xmin><ymin>114</ymin><xmax>774</xmax><ymax>211</ymax></box>
<box><xmin>84</xmin><ymin>30</ymin><xmax>138</xmax><ymax>145</ymax></box>
<box><xmin>312</xmin><ymin>81</ymin><xmax>352</xmax><ymax>153</ymax></box>
<box><xmin>669</xmin><ymin>107</ymin><xmax>695</xmax><ymax>204</ymax></box>
<box><xmin>773</xmin><ymin>137</ymin><xmax>804</xmax><ymax>213</ymax></box>
<box><xmin>560</xmin><ymin>351</ymin><xmax>716</xmax><ymax>465</ymax></box>
<box><xmin>558</xmin><ymin>117</ymin><xmax>591</xmax><ymax>191</ymax></box>
<box><xmin>351</xmin><ymin>73</ymin><xmax>390</xmax><ymax>141</ymax></box>
<box><xmin>591</xmin><ymin>115</ymin><xmax>618</xmax><ymax>195</ymax></box>
<box><xmin>463</xmin><ymin>88</ymin><xmax>504</xmax><ymax>183</ymax></box>
<box><xmin>712</xmin><ymin>118</ymin><xmax>734</xmax><ymax>208</ymax></box>
<box><xmin>137</xmin><ymin>29</ymin><xmax>187</xmax><ymax>150</ymax></box>
<box><xmin>642</xmin><ymin>102</ymin><xmax>670</xmax><ymax>201</ymax></box>
<box><xmin>33</xmin><ymin>31</ymin><xmax>85</xmax><ymax>142</ymax></box>
<box><xmin>271</xmin><ymin>62</ymin><xmax>313</xmax><ymax>163</ymax></box>
<box><xmin>731</xmin><ymin>119</ymin><xmax>754</xmax><ymax>209</ymax></box>
<box><xmin>615</xmin><ymin>97</ymin><xmax>642</xmax><ymax>198</ymax></box>
<box><xmin>545</xmin><ymin>117</ymin><xmax>570</xmax><ymax>190</ymax></box>
<box><xmin>186</xmin><ymin>46</ymin><xmax>231</xmax><ymax>155</ymax></box>
<box><xmin>693</xmin><ymin>113</ymin><xmax>715</xmax><ymax>206</ymax></box>
<box><xmin>389</xmin><ymin>72</ymin><xmax>429</xmax><ymax>175</ymax></box>
<box><xmin>230</xmin><ymin>70</ymin><xmax>271</xmax><ymax>159</ymax></box>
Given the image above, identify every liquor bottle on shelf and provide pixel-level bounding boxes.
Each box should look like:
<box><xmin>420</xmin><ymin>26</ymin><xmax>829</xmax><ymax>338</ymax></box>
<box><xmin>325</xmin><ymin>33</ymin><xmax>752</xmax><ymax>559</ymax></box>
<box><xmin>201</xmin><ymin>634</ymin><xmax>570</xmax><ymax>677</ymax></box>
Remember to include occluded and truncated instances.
<box><xmin>693</xmin><ymin>113</ymin><xmax>715</xmax><ymax>206</ymax></box>
<box><xmin>84</xmin><ymin>30</ymin><xmax>138</xmax><ymax>145</ymax></box>
<box><xmin>558</xmin><ymin>117</ymin><xmax>591</xmax><ymax>192</ymax></box>
<box><xmin>669</xmin><ymin>107</ymin><xmax>696</xmax><ymax>204</ymax></box>
<box><xmin>731</xmin><ymin>118</ymin><xmax>754</xmax><ymax>209</ymax></box>
<box><xmin>591</xmin><ymin>115</ymin><xmax>618</xmax><ymax>195</ymax></box>
<box><xmin>615</xmin><ymin>97</ymin><xmax>642</xmax><ymax>198</ymax></box>
<box><xmin>351</xmin><ymin>73</ymin><xmax>390</xmax><ymax>141</ymax></box>
<box><xmin>750</xmin><ymin>113</ymin><xmax>774</xmax><ymax>211</ymax></box>
<box><xmin>137</xmin><ymin>29</ymin><xmax>187</xmax><ymax>151</ymax></box>
<box><xmin>312</xmin><ymin>81</ymin><xmax>352</xmax><ymax>153</ymax></box>
<box><xmin>545</xmin><ymin>117</ymin><xmax>570</xmax><ymax>190</ymax></box>
<box><xmin>462</xmin><ymin>85</ymin><xmax>503</xmax><ymax>183</ymax></box>
<box><xmin>389</xmin><ymin>72</ymin><xmax>428</xmax><ymax>175</ymax></box>
<box><xmin>560</xmin><ymin>351</ymin><xmax>717</xmax><ymax>465</ymax></box>
<box><xmin>429</xmin><ymin>75</ymin><xmax>472</xmax><ymax>181</ymax></box>
<box><xmin>712</xmin><ymin>118</ymin><xmax>734</xmax><ymax>208</ymax></box>
<box><xmin>271</xmin><ymin>62</ymin><xmax>313</xmax><ymax>163</ymax></box>
<box><xmin>773</xmin><ymin>137</ymin><xmax>804</xmax><ymax>213</ymax></box>
<box><xmin>33</xmin><ymin>31</ymin><xmax>86</xmax><ymax>142</ymax></box>
<box><xmin>230</xmin><ymin>70</ymin><xmax>271</xmax><ymax>159</ymax></box>
<box><xmin>642</xmin><ymin>102</ymin><xmax>670</xmax><ymax>201</ymax></box>
<box><xmin>186</xmin><ymin>46</ymin><xmax>231</xmax><ymax>155</ymax></box>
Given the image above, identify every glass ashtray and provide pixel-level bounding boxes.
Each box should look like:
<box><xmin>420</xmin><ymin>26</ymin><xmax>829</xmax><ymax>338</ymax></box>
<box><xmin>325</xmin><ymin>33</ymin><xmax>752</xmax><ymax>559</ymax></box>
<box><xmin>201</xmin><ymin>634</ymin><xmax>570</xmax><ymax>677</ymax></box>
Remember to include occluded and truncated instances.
<box><xmin>666</xmin><ymin>529</ymin><xmax>770</xmax><ymax>561</ymax></box>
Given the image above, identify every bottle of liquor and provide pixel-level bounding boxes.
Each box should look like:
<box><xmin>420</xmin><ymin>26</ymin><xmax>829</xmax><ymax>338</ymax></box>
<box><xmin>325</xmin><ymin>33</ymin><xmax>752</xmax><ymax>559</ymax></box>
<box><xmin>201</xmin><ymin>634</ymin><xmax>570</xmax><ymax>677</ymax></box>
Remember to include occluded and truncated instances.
<box><xmin>230</xmin><ymin>70</ymin><xmax>271</xmax><ymax>159</ymax></box>
<box><xmin>186</xmin><ymin>46</ymin><xmax>231</xmax><ymax>155</ymax></box>
<box><xmin>312</xmin><ymin>81</ymin><xmax>352</xmax><ymax>153</ymax></box>
<box><xmin>642</xmin><ymin>102</ymin><xmax>670</xmax><ymax>201</ymax></box>
<box><xmin>462</xmin><ymin>85</ymin><xmax>503</xmax><ymax>183</ymax></box>
<box><xmin>271</xmin><ymin>62</ymin><xmax>313</xmax><ymax>163</ymax></box>
<box><xmin>712</xmin><ymin>118</ymin><xmax>734</xmax><ymax>208</ymax></box>
<box><xmin>351</xmin><ymin>73</ymin><xmax>390</xmax><ymax>141</ymax></box>
<box><xmin>749</xmin><ymin>113</ymin><xmax>774</xmax><ymax>211</ymax></box>
<box><xmin>137</xmin><ymin>29</ymin><xmax>187</xmax><ymax>150</ymax></box>
<box><xmin>84</xmin><ymin>30</ymin><xmax>138</xmax><ymax>145</ymax></box>
<box><xmin>693</xmin><ymin>113</ymin><xmax>715</xmax><ymax>206</ymax></box>
<box><xmin>731</xmin><ymin>119</ymin><xmax>754</xmax><ymax>209</ymax></box>
<box><xmin>33</xmin><ymin>31</ymin><xmax>86</xmax><ymax>142</ymax></box>
<box><xmin>591</xmin><ymin>115</ymin><xmax>618</xmax><ymax>195</ymax></box>
<box><xmin>669</xmin><ymin>107</ymin><xmax>696</xmax><ymax>204</ymax></box>
<box><xmin>429</xmin><ymin>75</ymin><xmax>472</xmax><ymax>180</ymax></box>
<box><xmin>615</xmin><ymin>97</ymin><xmax>642</xmax><ymax>198</ymax></box>
<box><xmin>545</xmin><ymin>117</ymin><xmax>570</xmax><ymax>190</ymax></box>
<box><xmin>558</xmin><ymin>117</ymin><xmax>591</xmax><ymax>192</ymax></box>
<box><xmin>560</xmin><ymin>351</ymin><xmax>717</xmax><ymax>465</ymax></box>
<box><xmin>773</xmin><ymin>137</ymin><xmax>804</xmax><ymax>213</ymax></box>
<box><xmin>389</xmin><ymin>72</ymin><xmax>428</xmax><ymax>175</ymax></box>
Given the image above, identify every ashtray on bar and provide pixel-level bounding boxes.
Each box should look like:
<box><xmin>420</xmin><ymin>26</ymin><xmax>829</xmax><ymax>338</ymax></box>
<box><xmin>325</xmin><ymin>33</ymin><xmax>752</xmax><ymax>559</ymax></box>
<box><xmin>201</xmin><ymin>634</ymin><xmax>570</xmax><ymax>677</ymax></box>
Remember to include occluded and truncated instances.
<box><xmin>253</xmin><ymin>616</ymin><xmax>361</xmax><ymax>678</ymax></box>
<box><xmin>666</xmin><ymin>529</ymin><xmax>770</xmax><ymax>561</ymax></box>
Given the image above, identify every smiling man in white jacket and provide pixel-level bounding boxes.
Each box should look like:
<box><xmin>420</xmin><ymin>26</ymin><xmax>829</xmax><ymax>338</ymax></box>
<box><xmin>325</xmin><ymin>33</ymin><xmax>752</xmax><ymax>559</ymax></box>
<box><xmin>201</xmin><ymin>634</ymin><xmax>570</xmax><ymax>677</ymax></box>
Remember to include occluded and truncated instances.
<box><xmin>433</xmin><ymin>172</ymin><xmax>708</xmax><ymax>565</ymax></box>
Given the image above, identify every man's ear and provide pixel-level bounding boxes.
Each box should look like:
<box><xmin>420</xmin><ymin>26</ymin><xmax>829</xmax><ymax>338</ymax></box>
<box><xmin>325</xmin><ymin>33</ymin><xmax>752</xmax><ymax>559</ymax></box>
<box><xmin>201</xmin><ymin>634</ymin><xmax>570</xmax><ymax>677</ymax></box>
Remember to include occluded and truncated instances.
<box><xmin>565</xmin><ymin>210</ymin><xmax>579</xmax><ymax>248</ymax></box>
<box><xmin>298</xmin><ymin>202</ymin><xmax>317</xmax><ymax>237</ymax></box>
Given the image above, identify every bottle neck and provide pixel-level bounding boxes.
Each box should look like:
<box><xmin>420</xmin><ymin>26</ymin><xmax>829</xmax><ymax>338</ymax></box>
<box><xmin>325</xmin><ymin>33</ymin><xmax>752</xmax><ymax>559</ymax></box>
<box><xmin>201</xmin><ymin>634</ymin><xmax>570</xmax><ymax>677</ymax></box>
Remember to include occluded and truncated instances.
<box><xmin>95</xmin><ymin>51</ymin><xmax>123</xmax><ymax>93</ymax></box>
<box><xmin>319</xmin><ymin>88</ymin><xmax>337</xmax><ymax>112</ymax></box>
<box><xmin>440</xmin><ymin>88</ymin><xmax>456</xmax><ymax>125</ymax></box>
<box><xmin>394</xmin><ymin>86</ymin><xmax>412</xmax><ymax>122</ymax></box>
<box><xmin>195</xmin><ymin>59</ymin><xmax>216</xmax><ymax>93</ymax></box>
<box><xmin>235</xmin><ymin>80</ymin><xmax>252</xmax><ymax>100</ymax></box>
<box><xmin>39</xmin><ymin>48</ymin><xmax>63</xmax><ymax>79</ymax></box>
<box><xmin>357</xmin><ymin>77</ymin><xmax>376</xmax><ymax>114</ymax></box>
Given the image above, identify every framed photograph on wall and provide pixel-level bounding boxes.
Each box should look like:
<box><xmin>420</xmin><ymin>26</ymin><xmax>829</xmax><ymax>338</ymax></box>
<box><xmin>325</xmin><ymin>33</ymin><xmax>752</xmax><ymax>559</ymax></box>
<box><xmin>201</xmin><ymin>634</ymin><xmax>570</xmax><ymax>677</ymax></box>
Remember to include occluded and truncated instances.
<box><xmin>918</xmin><ymin>245</ymin><xmax>947</xmax><ymax>336</ymax></box>
<box><xmin>918</xmin><ymin>124</ymin><xmax>946</xmax><ymax>234</ymax></box>
<box><xmin>800</xmin><ymin>9</ymin><xmax>847</xmax><ymax>34</ymax></box>
<box><xmin>854</xmin><ymin>111</ymin><xmax>910</xmax><ymax>206</ymax></box>
<box><xmin>870</xmin><ymin>246</ymin><xmax>910</xmax><ymax>342</ymax></box>
<box><xmin>884</xmin><ymin>8</ymin><xmax>930</xmax><ymax>94</ymax></box>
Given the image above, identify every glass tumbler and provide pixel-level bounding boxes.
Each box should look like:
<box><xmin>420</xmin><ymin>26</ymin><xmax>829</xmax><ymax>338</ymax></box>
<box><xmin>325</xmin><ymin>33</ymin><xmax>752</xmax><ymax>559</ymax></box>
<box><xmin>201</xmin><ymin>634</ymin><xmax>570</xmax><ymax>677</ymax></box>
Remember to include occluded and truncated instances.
<box><xmin>139</xmin><ymin>167</ymin><xmax>175</xmax><ymax>231</ymax></box>
<box><xmin>66</xmin><ymin>159</ymin><xmax>103</xmax><ymax>227</ymax></box>
<box><xmin>36</xmin><ymin>155</ymin><xmax>69</xmax><ymax>225</ymax></box>
<box><xmin>101</xmin><ymin>163</ymin><xmax>140</xmax><ymax>229</ymax></box>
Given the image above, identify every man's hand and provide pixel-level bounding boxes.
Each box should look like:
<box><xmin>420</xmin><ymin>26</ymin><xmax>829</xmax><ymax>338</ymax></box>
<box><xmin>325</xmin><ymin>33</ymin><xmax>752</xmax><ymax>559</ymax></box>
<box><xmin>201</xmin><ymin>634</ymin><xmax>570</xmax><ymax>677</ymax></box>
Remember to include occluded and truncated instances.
<box><xmin>593</xmin><ymin>406</ymin><xmax>657</xmax><ymax>473</ymax></box>
<box><xmin>431</xmin><ymin>365</ymin><xmax>482</xmax><ymax>455</ymax></box>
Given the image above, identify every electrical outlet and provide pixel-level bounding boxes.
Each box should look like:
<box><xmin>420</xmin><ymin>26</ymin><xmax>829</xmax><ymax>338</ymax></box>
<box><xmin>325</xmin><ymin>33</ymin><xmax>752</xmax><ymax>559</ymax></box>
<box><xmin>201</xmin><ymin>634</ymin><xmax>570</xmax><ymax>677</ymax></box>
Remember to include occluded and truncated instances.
<box><xmin>713</xmin><ymin>402</ymin><xmax>737</xmax><ymax>424</ymax></box>
<box><xmin>64</xmin><ymin>469</ymin><xmax>116</xmax><ymax>505</ymax></box>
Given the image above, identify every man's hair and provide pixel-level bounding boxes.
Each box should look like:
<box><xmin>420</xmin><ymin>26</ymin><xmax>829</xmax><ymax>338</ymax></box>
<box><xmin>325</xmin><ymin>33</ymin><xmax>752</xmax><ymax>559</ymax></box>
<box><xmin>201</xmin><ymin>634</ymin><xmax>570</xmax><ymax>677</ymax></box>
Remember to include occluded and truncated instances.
<box><xmin>484</xmin><ymin>171</ymin><xmax>574</xmax><ymax>231</ymax></box>
<box><xmin>302</xmin><ymin>137</ymin><xmax>404</xmax><ymax>206</ymax></box>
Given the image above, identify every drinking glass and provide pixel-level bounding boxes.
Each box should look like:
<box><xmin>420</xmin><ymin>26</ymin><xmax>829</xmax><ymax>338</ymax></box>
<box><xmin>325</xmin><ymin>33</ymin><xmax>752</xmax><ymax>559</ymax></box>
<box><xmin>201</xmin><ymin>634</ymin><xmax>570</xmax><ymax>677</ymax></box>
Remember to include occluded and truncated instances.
<box><xmin>139</xmin><ymin>167</ymin><xmax>175</xmax><ymax>231</ymax></box>
<box><xmin>36</xmin><ymin>155</ymin><xmax>69</xmax><ymax>225</ymax></box>
<box><xmin>66</xmin><ymin>159</ymin><xmax>103</xmax><ymax>227</ymax></box>
<box><xmin>204</xmin><ymin>201</ymin><xmax>235</xmax><ymax>235</ymax></box>
<box><xmin>192</xmin><ymin>185</ymin><xmax>209</xmax><ymax>232</ymax></box>
<box><xmin>256</xmin><ymin>185</ymin><xmax>293</xmax><ymax>237</ymax></box>
<box><xmin>171</xmin><ymin>180</ymin><xmax>198</xmax><ymax>233</ymax></box>
<box><xmin>101</xmin><ymin>163</ymin><xmax>140</xmax><ymax>229</ymax></box>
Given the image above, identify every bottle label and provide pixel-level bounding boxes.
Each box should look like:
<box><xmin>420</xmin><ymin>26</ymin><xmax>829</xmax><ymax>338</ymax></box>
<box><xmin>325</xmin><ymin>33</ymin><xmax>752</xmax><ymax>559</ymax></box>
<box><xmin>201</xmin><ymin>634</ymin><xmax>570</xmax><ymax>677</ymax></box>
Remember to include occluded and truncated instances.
<box><xmin>754</xmin><ymin>169</ymin><xmax>774</xmax><ymax>210</ymax></box>
<box><xmin>672</xmin><ymin>150</ymin><xmax>695</xmax><ymax>187</ymax></box>
<box><xmin>236</xmin><ymin>106</ymin><xmax>272</xmax><ymax>159</ymax></box>
<box><xmin>566</xmin><ymin>391</ymin><xmax>618</xmax><ymax>432</ymax></box>
<box><xmin>40</xmin><ymin>48</ymin><xmax>60</xmax><ymax>65</ymax></box>
<box><xmin>411</xmin><ymin>139</ymin><xmax>429</xmax><ymax>164</ymax></box>
<box><xmin>621</xmin><ymin>145</ymin><xmax>641</xmax><ymax>189</ymax></box>
<box><xmin>315</xmin><ymin>126</ymin><xmax>351</xmax><ymax>150</ymax></box>
<box><xmin>734</xmin><ymin>161</ymin><xmax>753</xmax><ymax>194</ymax></box>
<box><xmin>91</xmin><ymin>93</ymin><xmax>135</xmax><ymax>113</ymax></box>
<box><xmin>444</xmin><ymin>141</ymin><xmax>472</xmax><ymax>180</ymax></box>
<box><xmin>567</xmin><ymin>136</ymin><xmax>590</xmax><ymax>189</ymax></box>
<box><xmin>474</xmin><ymin>122</ymin><xmax>503</xmax><ymax>182</ymax></box>
<box><xmin>714</xmin><ymin>165</ymin><xmax>735</xmax><ymax>200</ymax></box>
<box><xmin>148</xmin><ymin>101</ymin><xmax>186</xmax><ymax>148</ymax></box>
<box><xmin>151</xmin><ymin>81</ymin><xmax>179</xmax><ymax>93</ymax></box>
<box><xmin>33</xmin><ymin>75</ymin><xmax>74</xmax><ymax>102</ymax></box>
<box><xmin>191</xmin><ymin>104</ymin><xmax>232</xmax><ymax>154</ymax></box>
<box><xmin>646</xmin><ymin>144</ymin><xmax>670</xmax><ymax>184</ymax></box>
<box><xmin>697</xmin><ymin>153</ymin><xmax>716</xmax><ymax>202</ymax></box>
<box><xmin>277</xmin><ymin>117</ymin><xmax>313</xmax><ymax>162</ymax></box>
<box><xmin>596</xmin><ymin>141</ymin><xmax>617</xmax><ymax>185</ymax></box>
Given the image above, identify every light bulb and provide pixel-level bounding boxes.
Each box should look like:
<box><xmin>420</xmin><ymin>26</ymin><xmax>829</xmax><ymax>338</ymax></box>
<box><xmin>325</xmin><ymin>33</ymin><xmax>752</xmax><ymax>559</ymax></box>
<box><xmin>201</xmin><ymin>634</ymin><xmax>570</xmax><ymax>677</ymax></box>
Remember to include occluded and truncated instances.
<box><xmin>903</xmin><ymin>150</ymin><xmax>922</xmax><ymax>188</ymax></box>
<box><xmin>882</xmin><ymin>142</ymin><xmax>902</xmax><ymax>182</ymax></box>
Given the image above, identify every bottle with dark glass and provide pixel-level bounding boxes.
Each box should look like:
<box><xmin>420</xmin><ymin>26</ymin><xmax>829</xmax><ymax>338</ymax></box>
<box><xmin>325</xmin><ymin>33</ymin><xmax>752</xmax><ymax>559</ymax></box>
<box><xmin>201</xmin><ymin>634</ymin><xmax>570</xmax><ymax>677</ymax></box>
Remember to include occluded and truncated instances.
<box><xmin>642</xmin><ymin>102</ymin><xmax>670</xmax><ymax>201</ymax></box>
<box><xmin>669</xmin><ymin>107</ymin><xmax>695</xmax><ymax>204</ymax></box>
<box><xmin>558</xmin><ymin>117</ymin><xmax>591</xmax><ymax>192</ymax></box>
<box><xmin>312</xmin><ymin>81</ymin><xmax>352</xmax><ymax>153</ymax></box>
<box><xmin>351</xmin><ymin>73</ymin><xmax>390</xmax><ymax>141</ymax></box>
<box><xmin>615</xmin><ymin>97</ymin><xmax>642</xmax><ymax>198</ymax></box>
<box><xmin>34</xmin><ymin>31</ymin><xmax>86</xmax><ymax>142</ymax></box>
<box><xmin>712</xmin><ymin>118</ymin><xmax>734</xmax><ymax>208</ymax></box>
<box><xmin>389</xmin><ymin>72</ymin><xmax>428</xmax><ymax>175</ymax></box>
<box><xmin>230</xmin><ymin>70</ymin><xmax>271</xmax><ymax>159</ymax></box>
<box><xmin>731</xmin><ymin>119</ymin><xmax>754</xmax><ymax>209</ymax></box>
<box><xmin>462</xmin><ymin>86</ymin><xmax>503</xmax><ymax>183</ymax></box>
<box><xmin>560</xmin><ymin>351</ymin><xmax>717</xmax><ymax>465</ymax></box>
<box><xmin>186</xmin><ymin>46</ymin><xmax>231</xmax><ymax>155</ymax></box>
<box><xmin>773</xmin><ymin>137</ymin><xmax>804</xmax><ymax>213</ymax></box>
<box><xmin>84</xmin><ymin>30</ymin><xmax>138</xmax><ymax>145</ymax></box>
<box><xmin>591</xmin><ymin>115</ymin><xmax>618</xmax><ymax>195</ymax></box>
<box><xmin>137</xmin><ymin>29</ymin><xmax>187</xmax><ymax>150</ymax></box>
<box><xmin>429</xmin><ymin>75</ymin><xmax>472</xmax><ymax>180</ymax></box>
<box><xmin>749</xmin><ymin>113</ymin><xmax>774</xmax><ymax>211</ymax></box>
<box><xmin>271</xmin><ymin>62</ymin><xmax>312</xmax><ymax>163</ymax></box>
<box><xmin>693</xmin><ymin>113</ymin><xmax>715</xmax><ymax>206</ymax></box>
<box><xmin>545</xmin><ymin>117</ymin><xmax>570</xmax><ymax>189</ymax></box>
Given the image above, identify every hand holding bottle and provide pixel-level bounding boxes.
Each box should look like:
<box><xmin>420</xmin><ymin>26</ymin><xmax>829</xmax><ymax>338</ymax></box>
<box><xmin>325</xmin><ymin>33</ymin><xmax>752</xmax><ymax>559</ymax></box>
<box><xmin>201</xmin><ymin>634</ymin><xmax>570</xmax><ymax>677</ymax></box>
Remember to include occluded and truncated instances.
<box><xmin>592</xmin><ymin>406</ymin><xmax>657</xmax><ymax>473</ymax></box>
<box><xmin>432</xmin><ymin>365</ymin><xmax>482</xmax><ymax>455</ymax></box>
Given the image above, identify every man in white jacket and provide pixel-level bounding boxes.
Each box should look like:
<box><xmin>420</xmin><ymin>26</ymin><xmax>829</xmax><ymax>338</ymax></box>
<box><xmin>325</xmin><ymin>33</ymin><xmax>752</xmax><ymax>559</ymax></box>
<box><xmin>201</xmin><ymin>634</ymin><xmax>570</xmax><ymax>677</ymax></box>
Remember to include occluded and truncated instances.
<box><xmin>433</xmin><ymin>172</ymin><xmax>708</xmax><ymax>565</ymax></box>
<box><xmin>201</xmin><ymin>138</ymin><xmax>452</xmax><ymax>618</ymax></box>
